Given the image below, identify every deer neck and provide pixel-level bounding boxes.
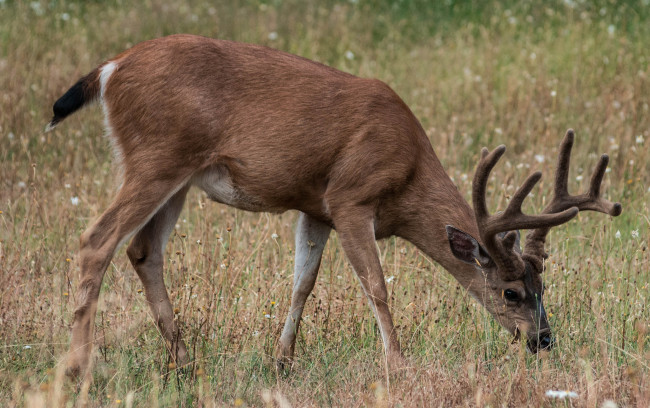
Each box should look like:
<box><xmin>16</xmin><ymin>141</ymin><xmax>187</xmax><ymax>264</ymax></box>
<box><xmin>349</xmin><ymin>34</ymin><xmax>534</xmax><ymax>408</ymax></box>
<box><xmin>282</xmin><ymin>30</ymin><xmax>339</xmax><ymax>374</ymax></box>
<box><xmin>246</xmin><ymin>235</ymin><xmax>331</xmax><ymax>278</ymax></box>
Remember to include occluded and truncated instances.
<box><xmin>395</xmin><ymin>152</ymin><xmax>483</xmax><ymax>287</ymax></box>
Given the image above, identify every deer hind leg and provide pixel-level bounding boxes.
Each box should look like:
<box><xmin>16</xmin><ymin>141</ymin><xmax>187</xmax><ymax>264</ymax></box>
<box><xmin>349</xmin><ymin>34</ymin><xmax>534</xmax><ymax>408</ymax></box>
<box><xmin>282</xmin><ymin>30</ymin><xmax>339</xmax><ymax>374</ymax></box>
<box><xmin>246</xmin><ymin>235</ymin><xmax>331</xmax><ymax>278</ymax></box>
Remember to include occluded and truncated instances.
<box><xmin>126</xmin><ymin>185</ymin><xmax>190</xmax><ymax>369</ymax></box>
<box><xmin>66</xmin><ymin>172</ymin><xmax>190</xmax><ymax>379</ymax></box>
<box><xmin>276</xmin><ymin>212</ymin><xmax>331</xmax><ymax>372</ymax></box>
<box><xmin>330</xmin><ymin>206</ymin><xmax>405</xmax><ymax>371</ymax></box>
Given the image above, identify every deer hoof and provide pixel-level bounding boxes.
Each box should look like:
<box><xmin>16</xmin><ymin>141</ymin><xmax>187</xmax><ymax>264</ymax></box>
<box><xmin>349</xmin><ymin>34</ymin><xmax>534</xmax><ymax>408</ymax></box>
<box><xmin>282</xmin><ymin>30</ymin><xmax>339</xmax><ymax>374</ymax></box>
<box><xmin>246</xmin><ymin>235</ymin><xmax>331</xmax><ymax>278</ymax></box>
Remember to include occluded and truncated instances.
<box><xmin>275</xmin><ymin>344</ymin><xmax>295</xmax><ymax>375</ymax></box>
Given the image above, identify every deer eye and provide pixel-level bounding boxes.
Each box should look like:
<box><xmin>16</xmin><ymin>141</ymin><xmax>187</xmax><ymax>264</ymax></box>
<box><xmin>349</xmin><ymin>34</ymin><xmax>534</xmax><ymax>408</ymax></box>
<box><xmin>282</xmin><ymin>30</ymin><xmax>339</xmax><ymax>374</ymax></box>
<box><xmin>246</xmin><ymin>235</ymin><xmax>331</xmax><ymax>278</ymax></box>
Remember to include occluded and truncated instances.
<box><xmin>503</xmin><ymin>289</ymin><xmax>519</xmax><ymax>302</ymax></box>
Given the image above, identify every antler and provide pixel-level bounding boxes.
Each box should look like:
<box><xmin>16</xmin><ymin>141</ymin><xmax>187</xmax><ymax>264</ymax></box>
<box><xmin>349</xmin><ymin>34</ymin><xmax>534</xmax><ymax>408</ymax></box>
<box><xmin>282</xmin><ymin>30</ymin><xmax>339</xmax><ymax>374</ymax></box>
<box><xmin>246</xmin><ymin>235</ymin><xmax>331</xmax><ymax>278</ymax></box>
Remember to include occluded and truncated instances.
<box><xmin>522</xmin><ymin>129</ymin><xmax>622</xmax><ymax>272</ymax></box>
<box><xmin>472</xmin><ymin>143</ymin><xmax>580</xmax><ymax>279</ymax></box>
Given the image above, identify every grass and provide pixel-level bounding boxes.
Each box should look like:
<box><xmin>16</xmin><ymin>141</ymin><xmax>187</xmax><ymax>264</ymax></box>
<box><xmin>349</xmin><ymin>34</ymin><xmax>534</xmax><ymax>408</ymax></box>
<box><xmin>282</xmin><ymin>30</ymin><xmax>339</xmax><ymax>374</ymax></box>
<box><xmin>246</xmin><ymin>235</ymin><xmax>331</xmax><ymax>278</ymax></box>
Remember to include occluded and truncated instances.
<box><xmin>0</xmin><ymin>0</ymin><xmax>649</xmax><ymax>406</ymax></box>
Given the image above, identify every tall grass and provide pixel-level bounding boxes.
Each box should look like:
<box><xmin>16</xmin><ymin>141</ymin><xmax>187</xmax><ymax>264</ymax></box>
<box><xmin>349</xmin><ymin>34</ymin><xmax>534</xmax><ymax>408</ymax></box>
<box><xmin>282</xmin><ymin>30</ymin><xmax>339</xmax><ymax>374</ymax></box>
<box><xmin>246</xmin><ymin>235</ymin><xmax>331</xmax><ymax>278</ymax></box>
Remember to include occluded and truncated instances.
<box><xmin>1</xmin><ymin>0</ymin><xmax>648</xmax><ymax>406</ymax></box>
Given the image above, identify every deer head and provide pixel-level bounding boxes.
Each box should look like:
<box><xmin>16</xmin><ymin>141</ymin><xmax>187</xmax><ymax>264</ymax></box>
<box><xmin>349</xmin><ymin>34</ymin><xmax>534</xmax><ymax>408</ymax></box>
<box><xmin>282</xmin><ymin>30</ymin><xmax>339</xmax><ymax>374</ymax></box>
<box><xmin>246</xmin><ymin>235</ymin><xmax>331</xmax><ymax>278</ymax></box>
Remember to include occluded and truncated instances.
<box><xmin>446</xmin><ymin>130</ymin><xmax>621</xmax><ymax>352</ymax></box>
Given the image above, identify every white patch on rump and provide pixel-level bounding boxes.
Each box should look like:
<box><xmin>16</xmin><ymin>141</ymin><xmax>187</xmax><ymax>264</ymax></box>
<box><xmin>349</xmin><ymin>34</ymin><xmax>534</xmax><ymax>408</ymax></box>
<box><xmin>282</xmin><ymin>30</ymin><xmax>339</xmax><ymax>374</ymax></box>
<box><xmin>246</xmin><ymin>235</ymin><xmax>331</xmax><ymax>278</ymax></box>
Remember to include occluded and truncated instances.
<box><xmin>99</xmin><ymin>61</ymin><xmax>117</xmax><ymax>98</ymax></box>
<box><xmin>98</xmin><ymin>61</ymin><xmax>124</xmax><ymax>181</ymax></box>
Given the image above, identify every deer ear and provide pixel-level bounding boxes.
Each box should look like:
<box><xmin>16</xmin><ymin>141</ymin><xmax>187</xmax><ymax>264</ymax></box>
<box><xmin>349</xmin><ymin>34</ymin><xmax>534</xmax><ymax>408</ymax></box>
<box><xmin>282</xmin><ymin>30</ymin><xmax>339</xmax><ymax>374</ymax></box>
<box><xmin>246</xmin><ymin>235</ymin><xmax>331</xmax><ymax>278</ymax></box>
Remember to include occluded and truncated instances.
<box><xmin>446</xmin><ymin>225</ymin><xmax>492</xmax><ymax>267</ymax></box>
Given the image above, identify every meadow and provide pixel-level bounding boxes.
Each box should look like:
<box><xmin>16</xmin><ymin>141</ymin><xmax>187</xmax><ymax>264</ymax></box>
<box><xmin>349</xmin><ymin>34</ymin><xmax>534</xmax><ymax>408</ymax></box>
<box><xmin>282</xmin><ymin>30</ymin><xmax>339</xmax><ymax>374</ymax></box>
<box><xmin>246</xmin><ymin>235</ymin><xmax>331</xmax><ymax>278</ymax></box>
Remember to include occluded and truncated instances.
<box><xmin>0</xmin><ymin>0</ymin><xmax>648</xmax><ymax>406</ymax></box>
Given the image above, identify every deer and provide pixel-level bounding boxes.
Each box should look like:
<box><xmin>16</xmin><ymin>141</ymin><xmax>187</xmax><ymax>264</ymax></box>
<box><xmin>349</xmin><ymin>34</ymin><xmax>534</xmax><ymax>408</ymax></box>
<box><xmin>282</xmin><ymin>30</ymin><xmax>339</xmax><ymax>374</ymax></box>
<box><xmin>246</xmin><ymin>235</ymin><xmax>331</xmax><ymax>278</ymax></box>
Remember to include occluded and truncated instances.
<box><xmin>46</xmin><ymin>34</ymin><xmax>622</xmax><ymax>378</ymax></box>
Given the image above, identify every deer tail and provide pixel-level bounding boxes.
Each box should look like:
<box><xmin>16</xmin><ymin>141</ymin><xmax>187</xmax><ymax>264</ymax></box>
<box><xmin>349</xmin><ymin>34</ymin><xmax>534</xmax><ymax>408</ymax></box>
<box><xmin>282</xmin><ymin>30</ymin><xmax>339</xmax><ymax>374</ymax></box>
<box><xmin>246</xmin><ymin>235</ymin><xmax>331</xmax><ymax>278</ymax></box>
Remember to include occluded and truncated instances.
<box><xmin>45</xmin><ymin>66</ymin><xmax>102</xmax><ymax>132</ymax></box>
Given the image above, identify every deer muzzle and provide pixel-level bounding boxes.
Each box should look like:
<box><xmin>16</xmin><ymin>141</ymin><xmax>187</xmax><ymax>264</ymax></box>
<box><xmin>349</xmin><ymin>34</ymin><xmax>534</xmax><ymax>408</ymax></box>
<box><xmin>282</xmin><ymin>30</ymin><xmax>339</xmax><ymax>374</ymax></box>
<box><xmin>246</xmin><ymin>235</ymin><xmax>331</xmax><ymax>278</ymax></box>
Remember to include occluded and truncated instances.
<box><xmin>525</xmin><ymin>301</ymin><xmax>554</xmax><ymax>352</ymax></box>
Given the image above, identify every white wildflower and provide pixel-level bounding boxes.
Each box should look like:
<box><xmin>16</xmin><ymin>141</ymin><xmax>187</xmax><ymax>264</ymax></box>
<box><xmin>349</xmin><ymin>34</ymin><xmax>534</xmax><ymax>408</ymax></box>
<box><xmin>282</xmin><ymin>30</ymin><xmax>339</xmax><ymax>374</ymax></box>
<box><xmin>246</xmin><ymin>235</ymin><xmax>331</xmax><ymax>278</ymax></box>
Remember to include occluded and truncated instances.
<box><xmin>70</xmin><ymin>196</ymin><xmax>79</xmax><ymax>206</ymax></box>
<box><xmin>345</xmin><ymin>50</ymin><xmax>355</xmax><ymax>60</ymax></box>
<box><xmin>601</xmin><ymin>399</ymin><xmax>618</xmax><ymax>408</ymax></box>
<box><xmin>267</xmin><ymin>31</ymin><xmax>278</xmax><ymax>41</ymax></box>
<box><xmin>494</xmin><ymin>127</ymin><xmax>503</xmax><ymax>135</ymax></box>
<box><xmin>271</xmin><ymin>233</ymin><xmax>279</xmax><ymax>239</ymax></box>
<box><xmin>386</xmin><ymin>276</ymin><xmax>395</xmax><ymax>283</ymax></box>
<box><xmin>220</xmin><ymin>263</ymin><xmax>226</xmax><ymax>269</ymax></box>
<box><xmin>17</xmin><ymin>181</ymin><xmax>26</xmax><ymax>189</ymax></box>
<box><xmin>636</xmin><ymin>135</ymin><xmax>644</xmax><ymax>144</ymax></box>
<box><xmin>631</xmin><ymin>230</ymin><xmax>639</xmax><ymax>239</ymax></box>
<box><xmin>545</xmin><ymin>390</ymin><xmax>578</xmax><ymax>399</ymax></box>
<box><xmin>534</xmin><ymin>154</ymin><xmax>545</xmax><ymax>163</ymax></box>
<box><xmin>30</xmin><ymin>2</ymin><xmax>43</xmax><ymax>15</ymax></box>
<box><xmin>550</xmin><ymin>90</ymin><xmax>557</xmax><ymax>97</ymax></box>
<box><xmin>23</xmin><ymin>345</ymin><xmax>32</xmax><ymax>349</ymax></box>
<box><xmin>615</xmin><ymin>230</ymin><xmax>621</xmax><ymax>239</ymax></box>
<box><xmin>608</xmin><ymin>25</ymin><xmax>615</xmax><ymax>36</ymax></box>
<box><xmin>61</xmin><ymin>12</ymin><xmax>70</xmax><ymax>21</ymax></box>
<box><xmin>575</xmin><ymin>175</ymin><xmax>583</xmax><ymax>182</ymax></box>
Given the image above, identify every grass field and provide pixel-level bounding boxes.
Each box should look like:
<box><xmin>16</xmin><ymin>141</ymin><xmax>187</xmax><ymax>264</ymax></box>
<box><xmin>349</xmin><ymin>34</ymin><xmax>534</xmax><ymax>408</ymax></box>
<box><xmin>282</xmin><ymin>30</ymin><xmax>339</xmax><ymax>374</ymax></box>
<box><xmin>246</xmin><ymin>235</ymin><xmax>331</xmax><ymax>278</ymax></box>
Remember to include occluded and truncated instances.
<box><xmin>1</xmin><ymin>0</ymin><xmax>649</xmax><ymax>406</ymax></box>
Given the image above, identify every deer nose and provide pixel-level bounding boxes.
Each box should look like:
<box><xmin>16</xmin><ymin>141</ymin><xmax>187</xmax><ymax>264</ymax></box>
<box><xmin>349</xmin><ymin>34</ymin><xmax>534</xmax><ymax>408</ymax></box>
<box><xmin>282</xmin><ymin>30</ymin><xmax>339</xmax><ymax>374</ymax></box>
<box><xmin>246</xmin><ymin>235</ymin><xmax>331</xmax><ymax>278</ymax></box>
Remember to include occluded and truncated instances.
<box><xmin>527</xmin><ymin>333</ymin><xmax>554</xmax><ymax>352</ymax></box>
<box><xmin>538</xmin><ymin>334</ymin><xmax>554</xmax><ymax>350</ymax></box>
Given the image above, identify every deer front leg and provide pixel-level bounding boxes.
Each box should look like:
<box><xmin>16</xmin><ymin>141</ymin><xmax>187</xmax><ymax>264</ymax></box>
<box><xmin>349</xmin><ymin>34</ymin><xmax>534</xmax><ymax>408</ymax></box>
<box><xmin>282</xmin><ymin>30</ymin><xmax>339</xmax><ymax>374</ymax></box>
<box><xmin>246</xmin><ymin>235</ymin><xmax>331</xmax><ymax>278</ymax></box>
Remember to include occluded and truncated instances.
<box><xmin>332</xmin><ymin>208</ymin><xmax>405</xmax><ymax>371</ymax></box>
<box><xmin>126</xmin><ymin>185</ymin><xmax>191</xmax><ymax>369</ymax></box>
<box><xmin>276</xmin><ymin>212</ymin><xmax>331</xmax><ymax>372</ymax></box>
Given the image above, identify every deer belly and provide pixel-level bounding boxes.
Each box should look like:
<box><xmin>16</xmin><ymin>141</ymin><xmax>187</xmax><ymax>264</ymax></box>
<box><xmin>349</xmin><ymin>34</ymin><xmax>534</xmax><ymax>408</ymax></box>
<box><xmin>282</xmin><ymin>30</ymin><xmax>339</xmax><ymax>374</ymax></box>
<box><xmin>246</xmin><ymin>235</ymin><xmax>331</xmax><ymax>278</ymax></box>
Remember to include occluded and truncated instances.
<box><xmin>192</xmin><ymin>166</ymin><xmax>273</xmax><ymax>212</ymax></box>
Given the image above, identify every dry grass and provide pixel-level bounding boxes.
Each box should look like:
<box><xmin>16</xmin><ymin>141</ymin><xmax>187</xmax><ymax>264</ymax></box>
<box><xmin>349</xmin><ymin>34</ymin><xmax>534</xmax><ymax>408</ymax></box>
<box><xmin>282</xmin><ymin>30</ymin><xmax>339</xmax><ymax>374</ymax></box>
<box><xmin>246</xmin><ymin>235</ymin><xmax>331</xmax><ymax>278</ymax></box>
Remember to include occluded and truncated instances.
<box><xmin>0</xmin><ymin>0</ymin><xmax>648</xmax><ymax>406</ymax></box>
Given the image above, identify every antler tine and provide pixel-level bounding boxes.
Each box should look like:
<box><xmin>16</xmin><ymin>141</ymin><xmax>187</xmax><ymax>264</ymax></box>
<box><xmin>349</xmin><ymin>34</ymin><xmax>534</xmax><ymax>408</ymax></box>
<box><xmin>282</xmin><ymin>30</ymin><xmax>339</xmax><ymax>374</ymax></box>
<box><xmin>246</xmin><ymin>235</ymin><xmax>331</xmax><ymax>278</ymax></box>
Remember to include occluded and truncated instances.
<box><xmin>553</xmin><ymin>129</ymin><xmax>574</xmax><ymax>198</ymax></box>
<box><xmin>523</xmin><ymin>129</ymin><xmax>622</xmax><ymax>273</ymax></box>
<box><xmin>472</xmin><ymin>145</ymin><xmax>506</xmax><ymax>221</ymax></box>
<box><xmin>589</xmin><ymin>154</ymin><xmax>608</xmax><ymax>199</ymax></box>
<box><xmin>587</xmin><ymin>154</ymin><xmax>623</xmax><ymax>216</ymax></box>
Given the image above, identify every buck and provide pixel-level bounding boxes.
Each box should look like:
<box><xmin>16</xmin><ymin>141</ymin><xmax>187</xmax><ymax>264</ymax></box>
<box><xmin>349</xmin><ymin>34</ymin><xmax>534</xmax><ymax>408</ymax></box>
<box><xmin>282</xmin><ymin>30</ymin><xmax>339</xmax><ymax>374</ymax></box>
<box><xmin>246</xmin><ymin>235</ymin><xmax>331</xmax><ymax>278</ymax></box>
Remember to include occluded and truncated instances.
<box><xmin>47</xmin><ymin>34</ymin><xmax>621</xmax><ymax>378</ymax></box>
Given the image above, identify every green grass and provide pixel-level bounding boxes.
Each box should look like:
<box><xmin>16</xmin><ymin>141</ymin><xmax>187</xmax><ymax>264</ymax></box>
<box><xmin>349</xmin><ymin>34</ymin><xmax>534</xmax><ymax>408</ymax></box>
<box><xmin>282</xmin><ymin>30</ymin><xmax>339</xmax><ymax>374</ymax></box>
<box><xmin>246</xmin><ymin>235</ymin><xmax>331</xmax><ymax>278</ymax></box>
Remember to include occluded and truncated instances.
<box><xmin>1</xmin><ymin>0</ymin><xmax>649</xmax><ymax>406</ymax></box>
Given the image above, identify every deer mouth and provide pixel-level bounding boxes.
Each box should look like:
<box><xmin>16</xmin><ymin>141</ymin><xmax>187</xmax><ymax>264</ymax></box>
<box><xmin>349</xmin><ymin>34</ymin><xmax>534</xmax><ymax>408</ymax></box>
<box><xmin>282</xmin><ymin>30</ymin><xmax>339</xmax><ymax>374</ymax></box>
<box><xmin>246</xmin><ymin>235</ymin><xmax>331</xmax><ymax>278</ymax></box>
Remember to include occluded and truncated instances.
<box><xmin>511</xmin><ymin>328</ymin><xmax>554</xmax><ymax>353</ymax></box>
<box><xmin>526</xmin><ymin>331</ymin><xmax>554</xmax><ymax>353</ymax></box>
